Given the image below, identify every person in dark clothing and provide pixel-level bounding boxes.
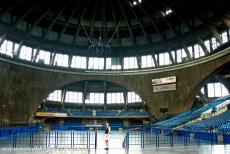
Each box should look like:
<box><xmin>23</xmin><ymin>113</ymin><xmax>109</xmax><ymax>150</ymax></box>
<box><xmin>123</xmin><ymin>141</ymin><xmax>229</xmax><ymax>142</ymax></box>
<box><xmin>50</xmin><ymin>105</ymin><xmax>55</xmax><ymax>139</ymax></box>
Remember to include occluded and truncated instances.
<box><xmin>104</xmin><ymin>122</ymin><xmax>111</xmax><ymax>150</ymax></box>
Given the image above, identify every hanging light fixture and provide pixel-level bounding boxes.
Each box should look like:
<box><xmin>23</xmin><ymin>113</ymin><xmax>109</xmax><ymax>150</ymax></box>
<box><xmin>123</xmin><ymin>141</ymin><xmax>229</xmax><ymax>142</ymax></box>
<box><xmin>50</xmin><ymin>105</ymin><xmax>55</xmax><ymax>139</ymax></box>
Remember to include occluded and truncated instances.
<box><xmin>89</xmin><ymin>37</ymin><xmax>110</xmax><ymax>57</ymax></box>
<box><xmin>79</xmin><ymin>5</ymin><xmax>120</xmax><ymax>57</ymax></box>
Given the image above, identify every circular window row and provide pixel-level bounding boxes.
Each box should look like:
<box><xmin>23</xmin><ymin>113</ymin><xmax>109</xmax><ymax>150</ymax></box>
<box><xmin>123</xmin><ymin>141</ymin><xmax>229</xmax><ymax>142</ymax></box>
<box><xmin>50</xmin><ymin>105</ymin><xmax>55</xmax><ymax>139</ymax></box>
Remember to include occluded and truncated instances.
<box><xmin>0</xmin><ymin>30</ymin><xmax>229</xmax><ymax>71</ymax></box>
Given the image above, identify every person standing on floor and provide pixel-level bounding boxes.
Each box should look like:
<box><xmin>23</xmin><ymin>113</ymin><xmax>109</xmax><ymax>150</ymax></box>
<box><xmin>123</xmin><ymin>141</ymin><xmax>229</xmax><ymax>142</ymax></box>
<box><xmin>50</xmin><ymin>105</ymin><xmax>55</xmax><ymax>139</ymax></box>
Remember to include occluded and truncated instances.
<box><xmin>104</xmin><ymin>122</ymin><xmax>111</xmax><ymax>150</ymax></box>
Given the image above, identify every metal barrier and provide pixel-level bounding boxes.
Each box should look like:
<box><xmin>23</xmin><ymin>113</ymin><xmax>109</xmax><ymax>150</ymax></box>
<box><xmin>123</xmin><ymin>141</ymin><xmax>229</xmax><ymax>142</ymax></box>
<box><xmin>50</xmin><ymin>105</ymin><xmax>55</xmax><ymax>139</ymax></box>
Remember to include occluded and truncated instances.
<box><xmin>0</xmin><ymin>122</ymin><xmax>41</xmax><ymax>129</ymax></box>
<box><xmin>0</xmin><ymin>130</ymin><xmax>97</xmax><ymax>149</ymax></box>
<box><xmin>1</xmin><ymin>126</ymin><xmax>229</xmax><ymax>149</ymax></box>
<box><xmin>122</xmin><ymin>128</ymin><xmax>216</xmax><ymax>149</ymax></box>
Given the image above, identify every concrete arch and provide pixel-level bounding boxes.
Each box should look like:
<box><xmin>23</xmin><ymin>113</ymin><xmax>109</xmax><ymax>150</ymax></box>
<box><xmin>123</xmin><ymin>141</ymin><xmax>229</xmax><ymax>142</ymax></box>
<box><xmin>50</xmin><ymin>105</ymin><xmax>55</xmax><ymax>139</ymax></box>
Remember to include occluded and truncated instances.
<box><xmin>44</xmin><ymin>80</ymin><xmax>146</xmax><ymax>109</ymax></box>
<box><xmin>0</xmin><ymin>48</ymin><xmax>229</xmax><ymax>123</ymax></box>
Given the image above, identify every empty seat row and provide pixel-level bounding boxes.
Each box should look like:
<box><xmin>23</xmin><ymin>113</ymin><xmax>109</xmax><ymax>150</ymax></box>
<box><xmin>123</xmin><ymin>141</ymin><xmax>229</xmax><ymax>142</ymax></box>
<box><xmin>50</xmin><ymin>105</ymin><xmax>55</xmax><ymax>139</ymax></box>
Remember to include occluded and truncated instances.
<box><xmin>184</xmin><ymin>110</ymin><xmax>230</xmax><ymax>130</ymax></box>
<box><xmin>153</xmin><ymin>96</ymin><xmax>230</xmax><ymax>128</ymax></box>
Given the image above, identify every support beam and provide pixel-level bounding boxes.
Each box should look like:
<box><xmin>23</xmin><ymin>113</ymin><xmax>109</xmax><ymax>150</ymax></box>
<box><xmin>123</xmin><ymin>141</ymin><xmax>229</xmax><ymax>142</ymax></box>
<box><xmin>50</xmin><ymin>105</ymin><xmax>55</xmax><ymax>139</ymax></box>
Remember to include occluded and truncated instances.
<box><xmin>119</xmin><ymin>55</ymin><xmax>124</xmax><ymax>70</ymax></box>
<box><xmin>209</xmin><ymin>26</ymin><xmax>223</xmax><ymax>46</ymax></box>
<box><xmin>42</xmin><ymin>3</ymin><xmax>70</xmax><ymax>40</ymax></box>
<box><xmin>50</xmin><ymin>52</ymin><xmax>56</xmax><ymax>66</ymax></box>
<box><xmin>203</xmin><ymin>84</ymin><xmax>209</xmax><ymax>100</ymax></box>
<box><xmin>61</xmin><ymin>89</ymin><xmax>67</xmax><ymax>111</ymax></box>
<box><xmin>32</xmin><ymin>47</ymin><xmax>40</xmax><ymax>63</ymax></box>
<box><xmin>174</xmin><ymin>0</ymin><xmax>223</xmax><ymax>47</ymax></box>
<box><xmin>68</xmin><ymin>54</ymin><xmax>73</xmax><ymax>68</ymax></box>
<box><xmin>123</xmin><ymin>90</ymin><xmax>128</xmax><ymax>111</ymax></box>
<box><xmin>0</xmin><ymin>0</ymin><xmax>42</xmax><ymax>42</ymax></box>
<box><xmin>103</xmin><ymin>56</ymin><xmax>106</xmax><ymax>70</ymax></box>
<box><xmin>86</xmin><ymin>57</ymin><xmax>89</xmax><ymax>70</ymax></box>
<box><xmin>145</xmin><ymin>0</ymin><xmax>192</xmax><ymax>60</ymax></box>
<box><xmin>110</xmin><ymin>0</ymin><xmax>121</xmax><ymax>45</ymax></box>
<box><xmin>118</xmin><ymin>0</ymin><xmax>135</xmax><ymax>43</ymax></box>
<box><xmin>215</xmin><ymin>74</ymin><xmax>230</xmax><ymax>93</ymax></box>
<box><xmin>222</xmin><ymin>17</ymin><xmax>230</xmax><ymax>29</ymax></box>
<box><xmin>136</xmin><ymin>55</ymin><xmax>142</xmax><ymax>69</ymax></box>
<box><xmin>82</xmin><ymin>81</ymin><xmax>88</xmax><ymax>111</ymax></box>
<box><xmin>168</xmin><ymin>51</ymin><xmax>176</xmax><ymax>65</ymax></box>
<box><xmin>27</xmin><ymin>5</ymin><xmax>54</xmax><ymax>34</ymax></box>
<box><xmin>14</xmin><ymin>41</ymin><xmax>23</xmax><ymax>58</ymax></box>
<box><xmin>137</xmin><ymin>3</ymin><xmax>173</xmax><ymax>52</ymax></box>
<box><xmin>0</xmin><ymin>0</ymin><xmax>24</xmax><ymax>18</ymax></box>
<box><xmin>157</xmin><ymin>0</ymin><xmax>210</xmax><ymax>55</ymax></box>
<box><xmin>152</xmin><ymin>54</ymin><xmax>159</xmax><ymax>67</ymax></box>
<box><xmin>198</xmin><ymin>91</ymin><xmax>208</xmax><ymax>104</ymax></box>
<box><xmin>56</xmin><ymin>0</ymin><xmax>82</xmax><ymax>43</ymax></box>
<box><xmin>123</xmin><ymin>0</ymin><xmax>148</xmax><ymax>41</ymax></box>
<box><xmin>72</xmin><ymin>0</ymin><xmax>89</xmax><ymax>47</ymax></box>
<box><xmin>89</xmin><ymin>0</ymin><xmax>97</xmax><ymax>39</ymax></box>
<box><xmin>103</xmin><ymin>82</ymin><xmax>107</xmax><ymax>111</ymax></box>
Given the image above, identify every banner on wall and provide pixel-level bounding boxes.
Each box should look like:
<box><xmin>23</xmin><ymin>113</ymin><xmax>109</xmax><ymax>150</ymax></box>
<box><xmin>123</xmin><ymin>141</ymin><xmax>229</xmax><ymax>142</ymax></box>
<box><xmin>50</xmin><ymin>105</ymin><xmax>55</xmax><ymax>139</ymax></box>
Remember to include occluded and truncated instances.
<box><xmin>153</xmin><ymin>83</ymin><xmax>176</xmax><ymax>92</ymax></box>
<box><xmin>36</xmin><ymin>112</ymin><xmax>67</xmax><ymax>117</ymax></box>
<box><xmin>152</xmin><ymin>76</ymin><xmax>176</xmax><ymax>85</ymax></box>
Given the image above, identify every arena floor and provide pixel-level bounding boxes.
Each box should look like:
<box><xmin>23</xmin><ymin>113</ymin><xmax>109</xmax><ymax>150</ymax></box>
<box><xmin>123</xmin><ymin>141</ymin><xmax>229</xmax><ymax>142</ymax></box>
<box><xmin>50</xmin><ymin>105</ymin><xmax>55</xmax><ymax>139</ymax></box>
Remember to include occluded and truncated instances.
<box><xmin>0</xmin><ymin>145</ymin><xmax>230</xmax><ymax>154</ymax></box>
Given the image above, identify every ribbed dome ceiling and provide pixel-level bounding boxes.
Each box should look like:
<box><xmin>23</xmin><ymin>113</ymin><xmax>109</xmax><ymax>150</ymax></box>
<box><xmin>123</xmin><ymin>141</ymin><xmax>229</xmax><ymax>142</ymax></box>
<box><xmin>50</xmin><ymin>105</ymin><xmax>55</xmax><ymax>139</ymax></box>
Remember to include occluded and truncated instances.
<box><xmin>0</xmin><ymin>0</ymin><xmax>229</xmax><ymax>56</ymax></box>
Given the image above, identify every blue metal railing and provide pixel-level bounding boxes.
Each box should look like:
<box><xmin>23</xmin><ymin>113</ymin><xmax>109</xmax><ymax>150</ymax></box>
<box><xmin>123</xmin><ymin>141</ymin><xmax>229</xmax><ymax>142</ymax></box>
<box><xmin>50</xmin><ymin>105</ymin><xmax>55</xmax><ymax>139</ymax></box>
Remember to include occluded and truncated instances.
<box><xmin>122</xmin><ymin>127</ymin><xmax>230</xmax><ymax>149</ymax></box>
<box><xmin>0</xmin><ymin>129</ymin><xmax>97</xmax><ymax>149</ymax></box>
<box><xmin>1</xmin><ymin>125</ymin><xmax>229</xmax><ymax>149</ymax></box>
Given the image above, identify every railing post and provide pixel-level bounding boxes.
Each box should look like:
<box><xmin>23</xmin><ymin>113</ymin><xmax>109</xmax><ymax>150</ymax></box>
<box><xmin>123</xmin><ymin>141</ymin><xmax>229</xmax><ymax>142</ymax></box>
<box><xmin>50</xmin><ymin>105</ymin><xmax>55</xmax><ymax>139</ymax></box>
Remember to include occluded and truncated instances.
<box><xmin>45</xmin><ymin>131</ymin><xmax>48</xmax><ymax>149</ymax></box>
<box><xmin>184</xmin><ymin>135</ymin><xmax>188</xmax><ymax>146</ymax></box>
<box><xmin>48</xmin><ymin>131</ymin><xmax>51</xmax><ymax>148</ymax></box>
<box><xmin>156</xmin><ymin>130</ymin><xmax>159</xmax><ymax>148</ymax></box>
<box><xmin>29</xmin><ymin>131</ymin><xmax>31</xmax><ymax>148</ymax></box>
<box><xmin>13</xmin><ymin>131</ymin><xmax>16</xmax><ymax>148</ymax></box>
<box><xmin>15</xmin><ymin>130</ymin><xmax>17</xmax><ymax>148</ymax></box>
<box><xmin>212</xmin><ymin>131</ymin><xmax>216</xmax><ymax>145</ymax></box>
<box><xmin>157</xmin><ymin>131</ymin><xmax>161</xmax><ymax>147</ymax></box>
<box><xmin>73</xmin><ymin>131</ymin><xmax>75</xmax><ymax>148</ymax></box>
<box><xmin>30</xmin><ymin>131</ymin><xmax>33</xmax><ymax>148</ymax></box>
<box><xmin>197</xmin><ymin>135</ymin><xmax>201</xmax><ymax>147</ymax></box>
<box><xmin>55</xmin><ymin>131</ymin><xmax>58</xmax><ymax>149</ymax></box>
<box><xmin>127</xmin><ymin>132</ymin><xmax>129</xmax><ymax>149</ymax></box>
<box><xmin>95</xmin><ymin>131</ymin><xmax>97</xmax><ymax>149</ymax></box>
<box><xmin>170</xmin><ymin>133</ymin><xmax>173</xmax><ymax>147</ymax></box>
<box><xmin>142</xmin><ymin>131</ymin><xmax>145</xmax><ymax>148</ymax></box>
<box><xmin>89</xmin><ymin>131</ymin><xmax>91</xmax><ymax>149</ymax></box>
<box><xmin>87</xmin><ymin>131</ymin><xmax>89</xmax><ymax>149</ymax></box>
<box><xmin>71</xmin><ymin>131</ymin><xmax>73</xmax><ymax>148</ymax></box>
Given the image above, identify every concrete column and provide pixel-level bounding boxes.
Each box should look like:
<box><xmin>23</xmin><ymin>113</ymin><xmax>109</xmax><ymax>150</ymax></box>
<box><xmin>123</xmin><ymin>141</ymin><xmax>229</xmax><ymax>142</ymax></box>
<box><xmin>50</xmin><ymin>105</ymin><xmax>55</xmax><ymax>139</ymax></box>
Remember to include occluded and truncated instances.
<box><xmin>68</xmin><ymin>54</ymin><xmax>73</xmax><ymax>68</ymax></box>
<box><xmin>204</xmin><ymin>84</ymin><xmax>209</xmax><ymax>99</ymax></box>
<box><xmin>123</xmin><ymin>90</ymin><xmax>128</xmax><ymax>111</ymax></box>
<box><xmin>136</xmin><ymin>55</ymin><xmax>142</xmax><ymax>69</ymax></box>
<box><xmin>152</xmin><ymin>54</ymin><xmax>159</xmax><ymax>67</ymax></box>
<box><xmin>119</xmin><ymin>55</ymin><xmax>124</xmax><ymax>70</ymax></box>
<box><xmin>82</xmin><ymin>81</ymin><xmax>88</xmax><ymax>111</ymax></box>
<box><xmin>86</xmin><ymin>57</ymin><xmax>89</xmax><ymax>69</ymax></box>
<box><xmin>103</xmin><ymin>82</ymin><xmax>107</xmax><ymax>111</ymax></box>
<box><xmin>14</xmin><ymin>41</ymin><xmax>23</xmax><ymax>58</ymax></box>
<box><xmin>104</xmin><ymin>56</ymin><xmax>106</xmax><ymax>70</ymax></box>
<box><xmin>50</xmin><ymin>52</ymin><xmax>56</xmax><ymax>66</ymax></box>
<box><xmin>61</xmin><ymin>89</ymin><xmax>67</xmax><ymax>111</ymax></box>
<box><xmin>32</xmin><ymin>47</ymin><xmax>40</xmax><ymax>63</ymax></box>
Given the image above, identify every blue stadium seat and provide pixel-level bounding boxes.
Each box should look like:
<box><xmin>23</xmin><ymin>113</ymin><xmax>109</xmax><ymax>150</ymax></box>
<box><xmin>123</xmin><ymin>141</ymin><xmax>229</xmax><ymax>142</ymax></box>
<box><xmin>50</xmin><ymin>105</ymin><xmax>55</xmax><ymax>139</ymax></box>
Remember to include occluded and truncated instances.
<box><xmin>184</xmin><ymin>110</ymin><xmax>230</xmax><ymax>130</ymax></box>
<box><xmin>96</xmin><ymin>111</ymin><xmax>118</xmax><ymax>116</ymax></box>
<box><xmin>153</xmin><ymin>95</ymin><xmax>230</xmax><ymax>128</ymax></box>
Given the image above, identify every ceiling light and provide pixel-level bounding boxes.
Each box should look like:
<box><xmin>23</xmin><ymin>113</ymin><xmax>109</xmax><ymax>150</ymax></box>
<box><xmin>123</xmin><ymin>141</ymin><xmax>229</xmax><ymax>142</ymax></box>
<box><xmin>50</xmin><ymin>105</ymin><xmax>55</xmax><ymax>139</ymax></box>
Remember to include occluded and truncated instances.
<box><xmin>165</xmin><ymin>9</ymin><xmax>172</xmax><ymax>15</ymax></box>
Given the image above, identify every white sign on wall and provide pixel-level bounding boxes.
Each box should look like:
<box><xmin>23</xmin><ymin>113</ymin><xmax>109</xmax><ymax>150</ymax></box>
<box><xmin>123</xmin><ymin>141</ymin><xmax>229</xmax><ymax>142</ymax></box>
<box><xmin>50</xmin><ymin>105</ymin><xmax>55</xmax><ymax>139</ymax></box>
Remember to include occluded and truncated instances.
<box><xmin>152</xmin><ymin>76</ymin><xmax>177</xmax><ymax>92</ymax></box>
<box><xmin>153</xmin><ymin>83</ymin><xmax>176</xmax><ymax>92</ymax></box>
<box><xmin>152</xmin><ymin>76</ymin><xmax>176</xmax><ymax>85</ymax></box>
